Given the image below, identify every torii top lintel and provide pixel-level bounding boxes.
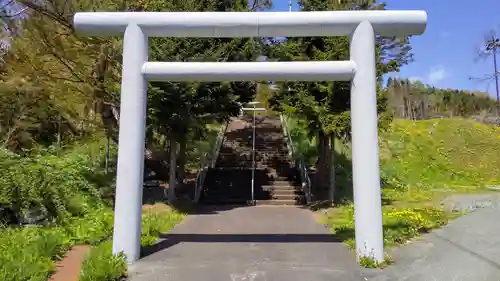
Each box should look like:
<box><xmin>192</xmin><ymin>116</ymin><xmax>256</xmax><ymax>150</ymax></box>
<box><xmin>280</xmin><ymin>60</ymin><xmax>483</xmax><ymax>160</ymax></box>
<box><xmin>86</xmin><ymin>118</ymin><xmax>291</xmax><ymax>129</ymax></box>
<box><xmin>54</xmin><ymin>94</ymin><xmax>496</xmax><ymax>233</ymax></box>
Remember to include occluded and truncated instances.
<box><xmin>73</xmin><ymin>10</ymin><xmax>427</xmax><ymax>38</ymax></box>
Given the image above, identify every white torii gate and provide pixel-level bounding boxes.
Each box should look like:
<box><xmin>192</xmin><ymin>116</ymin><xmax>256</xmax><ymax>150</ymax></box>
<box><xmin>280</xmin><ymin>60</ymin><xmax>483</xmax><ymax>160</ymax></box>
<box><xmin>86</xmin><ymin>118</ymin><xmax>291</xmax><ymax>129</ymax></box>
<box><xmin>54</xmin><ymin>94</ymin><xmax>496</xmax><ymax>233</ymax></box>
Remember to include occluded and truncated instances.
<box><xmin>73</xmin><ymin>10</ymin><xmax>427</xmax><ymax>264</ymax></box>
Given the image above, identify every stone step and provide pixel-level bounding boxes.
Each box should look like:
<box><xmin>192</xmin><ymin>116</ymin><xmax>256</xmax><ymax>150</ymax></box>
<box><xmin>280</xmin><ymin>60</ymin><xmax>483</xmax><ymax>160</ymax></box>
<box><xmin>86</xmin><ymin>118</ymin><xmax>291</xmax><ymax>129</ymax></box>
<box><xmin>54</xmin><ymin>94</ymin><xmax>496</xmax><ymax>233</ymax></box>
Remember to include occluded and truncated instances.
<box><xmin>268</xmin><ymin>189</ymin><xmax>304</xmax><ymax>196</ymax></box>
<box><xmin>273</xmin><ymin>176</ymin><xmax>295</xmax><ymax>181</ymax></box>
<box><xmin>203</xmin><ymin>197</ymin><xmax>302</xmax><ymax>206</ymax></box>
<box><xmin>261</xmin><ymin>184</ymin><xmax>298</xmax><ymax>190</ymax></box>
<box><xmin>260</xmin><ymin>185</ymin><xmax>302</xmax><ymax>193</ymax></box>
<box><xmin>271</xmin><ymin>180</ymin><xmax>293</xmax><ymax>186</ymax></box>
<box><xmin>255</xmin><ymin>199</ymin><xmax>302</xmax><ymax>206</ymax></box>
<box><xmin>204</xmin><ymin>187</ymin><xmax>302</xmax><ymax>196</ymax></box>
<box><xmin>268</xmin><ymin>194</ymin><xmax>304</xmax><ymax>201</ymax></box>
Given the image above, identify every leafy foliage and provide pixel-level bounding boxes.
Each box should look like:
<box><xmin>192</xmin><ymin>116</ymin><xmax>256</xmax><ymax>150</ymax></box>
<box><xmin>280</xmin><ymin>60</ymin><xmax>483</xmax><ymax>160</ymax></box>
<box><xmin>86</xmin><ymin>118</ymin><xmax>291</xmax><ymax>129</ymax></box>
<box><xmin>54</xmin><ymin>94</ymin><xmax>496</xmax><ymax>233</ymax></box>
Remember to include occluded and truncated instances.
<box><xmin>267</xmin><ymin>0</ymin><xmax>411</xmax><ymax>139</ymax></box>
<box><xmin>0</xmin><ymin>141</ymin><xmax>112</xmax><ymax>223</ymax></box>
<box><xmin>264</xmin><ymin>0</ymin><xmax>414</xmax><ymax>194</ymax></box>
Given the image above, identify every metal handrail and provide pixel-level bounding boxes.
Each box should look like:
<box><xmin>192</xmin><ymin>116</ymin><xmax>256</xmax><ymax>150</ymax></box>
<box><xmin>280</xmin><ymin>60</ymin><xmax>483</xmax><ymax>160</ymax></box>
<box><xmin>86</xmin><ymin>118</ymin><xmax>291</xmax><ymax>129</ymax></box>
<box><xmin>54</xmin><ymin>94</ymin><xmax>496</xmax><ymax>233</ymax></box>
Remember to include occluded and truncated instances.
<box><xmin>279</xmin><ymin>114</ymin><xmax>312</xmax><ymax>203</ymax></box>
<box><xmin>193</xmin><ymin>121</ymin><xmax>229</xmax><ymax>203</ymax></box>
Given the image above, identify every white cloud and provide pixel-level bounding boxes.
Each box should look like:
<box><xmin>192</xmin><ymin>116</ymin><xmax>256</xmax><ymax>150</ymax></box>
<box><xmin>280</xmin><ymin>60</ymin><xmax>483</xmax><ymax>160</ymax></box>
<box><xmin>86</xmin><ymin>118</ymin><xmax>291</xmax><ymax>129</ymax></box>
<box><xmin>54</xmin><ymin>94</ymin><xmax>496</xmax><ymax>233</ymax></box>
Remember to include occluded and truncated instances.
<box><xmin>427</xmin><ymin>65</ymin><xmax>448</xmax><ymax>83</ymax></box>
<box><xmin>408</xmin><ymin>76</ymin><xmax>423</xmax><ymax>83</ymax></box>
<box><xmin>440</xmin><ymin>31</ymin><xmax>450</xmax><ymax>39</ymax></box>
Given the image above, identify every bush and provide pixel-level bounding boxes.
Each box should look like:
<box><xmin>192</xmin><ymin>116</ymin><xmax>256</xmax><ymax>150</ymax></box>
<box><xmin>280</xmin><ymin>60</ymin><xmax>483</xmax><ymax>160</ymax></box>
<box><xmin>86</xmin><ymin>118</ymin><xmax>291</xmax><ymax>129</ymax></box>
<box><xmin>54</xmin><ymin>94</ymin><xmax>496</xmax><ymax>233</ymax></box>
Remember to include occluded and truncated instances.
<box><xmin>0</xmin><ymin>137</ymin><xmax>113</xmax><ymax>223</ymax></box>
<box><xmin>0</xmin><ymin>136</ymin><xmax>118</xmax><ymax>281</ymax></box>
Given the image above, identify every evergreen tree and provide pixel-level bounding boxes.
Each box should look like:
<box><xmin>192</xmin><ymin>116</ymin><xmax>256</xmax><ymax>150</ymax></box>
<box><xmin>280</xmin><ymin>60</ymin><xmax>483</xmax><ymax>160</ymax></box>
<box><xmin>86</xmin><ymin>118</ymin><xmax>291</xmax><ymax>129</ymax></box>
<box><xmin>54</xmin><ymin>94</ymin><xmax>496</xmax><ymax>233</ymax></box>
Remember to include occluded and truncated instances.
<box><xmin>266</xmin><ymin>0</ymin><xmax>413</xmax><ymax>201</ymax></box>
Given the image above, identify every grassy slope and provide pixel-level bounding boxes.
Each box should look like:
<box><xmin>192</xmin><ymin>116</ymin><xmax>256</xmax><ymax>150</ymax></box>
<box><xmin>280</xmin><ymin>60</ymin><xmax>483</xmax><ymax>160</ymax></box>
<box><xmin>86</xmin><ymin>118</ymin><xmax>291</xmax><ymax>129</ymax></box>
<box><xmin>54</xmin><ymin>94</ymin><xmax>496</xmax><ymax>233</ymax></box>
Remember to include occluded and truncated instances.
<box><xmin>380</xmin><ymin>118</ymin><xmax>500</xmax><ymax>190</ymax></box>
<box><xmin>320</xmin><ymin>118</ymin><xmax>500</xmax><ymax>262</ymax></box>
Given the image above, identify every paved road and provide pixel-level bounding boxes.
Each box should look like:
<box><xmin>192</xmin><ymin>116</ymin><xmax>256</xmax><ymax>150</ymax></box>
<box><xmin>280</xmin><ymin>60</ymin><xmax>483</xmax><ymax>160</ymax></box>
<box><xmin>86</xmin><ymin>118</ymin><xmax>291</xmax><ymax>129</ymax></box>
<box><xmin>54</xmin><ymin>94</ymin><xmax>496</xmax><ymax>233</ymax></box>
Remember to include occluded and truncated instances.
<box><xmin>363</xmin><ymin>193</ymin><xmax>500</xmax><ymax>281</ymax></box>
<box><xmin>129</xmin><ymin>193</ymin><xmax>500</xmax><ymax>281</ymax></box>
<box><xmin>128</xmin><ymin>205</ymin><xmax>365</xmax><ymax>281</ymax></box>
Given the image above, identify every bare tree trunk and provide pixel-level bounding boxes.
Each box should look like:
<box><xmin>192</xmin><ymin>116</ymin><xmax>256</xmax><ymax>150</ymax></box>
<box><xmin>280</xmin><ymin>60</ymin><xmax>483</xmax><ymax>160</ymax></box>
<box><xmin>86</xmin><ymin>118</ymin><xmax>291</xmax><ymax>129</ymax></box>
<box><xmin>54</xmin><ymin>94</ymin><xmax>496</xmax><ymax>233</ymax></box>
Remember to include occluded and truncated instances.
<box><xmin>315</xmin><ymin>131</ymin><xmax>330</xmax><ymax>195</ymax></box>
<box><xmin>168</xmin><ymin>138</ymin><xmax>177</xmax><ymax>203</ymax></box>
<box><xmin>177</xmin><ymin>137</ymin><xmax>187</xmax><ymax>183</ymax></box>
<box><xmin>403</xmin><ymin>96</ymin><xmax>409</xmax><ymax>119</ymax></box>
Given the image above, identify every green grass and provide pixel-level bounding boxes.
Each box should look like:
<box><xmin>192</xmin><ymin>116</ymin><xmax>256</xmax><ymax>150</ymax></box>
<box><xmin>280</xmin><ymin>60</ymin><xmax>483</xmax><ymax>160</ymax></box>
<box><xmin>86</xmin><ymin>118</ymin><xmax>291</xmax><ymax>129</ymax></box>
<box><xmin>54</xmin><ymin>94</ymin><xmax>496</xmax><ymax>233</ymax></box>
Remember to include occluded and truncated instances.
<box><xmin>0</xmin><ymin>134</ymin><xmax>187</xmax><ymax>281</ymax></box>
<box><xmin>79</xmin><ymin>204</ymin><xmax>184</xmax><ymax>281</ymax></box>
<box><xmin>0</xmin><ymin>203</ymin><xmax>184</xmax><ymax>281</ymax></box>
<box><xmin>287</xmin><ymin>117</ymin><xmax>500</xmax><ymax>266</ymax></box>
<box><xmin>0</xmin><ymin>205</ymin><xmax>114</xmax><ymax>281</ymax></box>
<box><xmin>78</xmin><ymin>241</ymin><xmax>127</xmax><ymax>281</ymax></box>
<box><xmin>380</xmin><ymin>118</ymin><xmax>500</xmax><ymax>189</ymax></box>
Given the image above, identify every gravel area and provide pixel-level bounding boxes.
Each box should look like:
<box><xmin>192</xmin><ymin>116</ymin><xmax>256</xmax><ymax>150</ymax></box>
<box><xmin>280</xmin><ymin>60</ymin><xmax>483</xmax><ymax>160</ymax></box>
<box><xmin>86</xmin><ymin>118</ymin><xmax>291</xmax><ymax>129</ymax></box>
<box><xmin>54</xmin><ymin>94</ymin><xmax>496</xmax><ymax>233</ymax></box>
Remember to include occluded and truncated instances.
<box><xmin>442</xmin><ymin>192</ymin><xmax>500</xmax><ymax>212</ymax></box>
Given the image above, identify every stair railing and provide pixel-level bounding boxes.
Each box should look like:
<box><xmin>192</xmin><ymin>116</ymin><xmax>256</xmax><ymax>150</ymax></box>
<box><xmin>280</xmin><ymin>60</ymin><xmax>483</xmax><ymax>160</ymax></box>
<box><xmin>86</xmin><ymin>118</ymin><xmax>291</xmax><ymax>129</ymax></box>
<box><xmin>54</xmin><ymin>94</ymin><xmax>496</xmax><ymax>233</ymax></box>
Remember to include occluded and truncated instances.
<box><xmin>279</xmin><ymin>114</ymin><xmax>312</xmax><ymax>203</ymax></box>
<box><xmin>193</xmin><ymin>121</ymin><xmax>229</xmax><ymax>203</ymax></box>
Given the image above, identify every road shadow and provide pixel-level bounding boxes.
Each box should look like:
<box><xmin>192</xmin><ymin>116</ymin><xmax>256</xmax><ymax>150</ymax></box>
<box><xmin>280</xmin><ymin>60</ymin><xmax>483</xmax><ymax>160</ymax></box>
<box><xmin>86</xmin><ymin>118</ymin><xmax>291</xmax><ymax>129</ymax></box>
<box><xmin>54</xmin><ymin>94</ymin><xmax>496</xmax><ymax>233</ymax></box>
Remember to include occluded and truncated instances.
<box><xmin>141</xmin><ymin>233</ymin><xmax>343</xmax><ymax>258</ymax></box>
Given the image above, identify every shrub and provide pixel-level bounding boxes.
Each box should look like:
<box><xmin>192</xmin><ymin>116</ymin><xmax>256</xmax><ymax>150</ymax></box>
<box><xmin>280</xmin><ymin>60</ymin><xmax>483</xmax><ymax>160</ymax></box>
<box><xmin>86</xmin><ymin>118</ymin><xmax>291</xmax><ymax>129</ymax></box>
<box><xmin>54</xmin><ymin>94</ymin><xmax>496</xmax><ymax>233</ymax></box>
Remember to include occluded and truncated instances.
<box><xmin>79</xmin><ymin>242</ymin><xmax>127</xmax><ymax>281</ymax></box>
<box><xmin>0</xmin><ymin>141</ymin><xmax>111</xmax><ymax>223</ymax></box>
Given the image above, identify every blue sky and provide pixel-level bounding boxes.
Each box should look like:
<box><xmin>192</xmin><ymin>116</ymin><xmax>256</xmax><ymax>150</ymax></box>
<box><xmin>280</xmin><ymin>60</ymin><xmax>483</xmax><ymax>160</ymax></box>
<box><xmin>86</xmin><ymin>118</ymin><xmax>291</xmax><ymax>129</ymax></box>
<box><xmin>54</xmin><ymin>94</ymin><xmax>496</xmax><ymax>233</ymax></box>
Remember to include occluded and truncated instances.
<box><xmin>267</xmin><ymin>0</ymin><xmax>500</xmax><ymax>97</ymax></box>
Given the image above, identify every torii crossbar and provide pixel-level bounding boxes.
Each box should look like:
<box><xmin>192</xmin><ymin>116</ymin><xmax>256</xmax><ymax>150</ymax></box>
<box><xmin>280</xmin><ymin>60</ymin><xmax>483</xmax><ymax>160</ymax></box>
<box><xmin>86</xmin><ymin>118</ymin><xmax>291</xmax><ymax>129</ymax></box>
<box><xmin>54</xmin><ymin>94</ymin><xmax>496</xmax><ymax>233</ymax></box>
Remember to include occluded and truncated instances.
<box><xmin>73</xmin><ymin>10</ymin><xmax>427</xmax><ymax>264</ymax></box>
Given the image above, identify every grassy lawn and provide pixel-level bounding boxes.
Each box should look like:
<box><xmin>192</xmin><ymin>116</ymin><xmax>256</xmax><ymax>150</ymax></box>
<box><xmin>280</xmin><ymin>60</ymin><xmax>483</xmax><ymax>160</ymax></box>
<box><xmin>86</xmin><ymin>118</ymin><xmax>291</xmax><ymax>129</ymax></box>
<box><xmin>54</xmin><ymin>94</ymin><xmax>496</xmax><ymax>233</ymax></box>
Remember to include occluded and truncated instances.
<box><xmin>288</xmin><ymin>117</ymin><xmax>500</xmax><ymax>266</ymax></box>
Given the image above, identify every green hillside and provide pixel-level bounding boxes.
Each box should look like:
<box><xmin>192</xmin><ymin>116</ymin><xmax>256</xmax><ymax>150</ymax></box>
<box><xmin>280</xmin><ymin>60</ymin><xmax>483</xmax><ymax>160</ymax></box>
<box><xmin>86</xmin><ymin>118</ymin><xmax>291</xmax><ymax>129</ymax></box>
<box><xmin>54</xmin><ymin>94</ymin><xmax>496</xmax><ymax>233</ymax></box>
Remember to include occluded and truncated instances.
<box><xmin>380</xmin><ymin>118</ymin><xmax>500</xmax><ymax>190</ymax></box>
<box><xmin>320</xmin><ymin>118</ymin><xmax>500</xmax><ymax>266</ymax></box>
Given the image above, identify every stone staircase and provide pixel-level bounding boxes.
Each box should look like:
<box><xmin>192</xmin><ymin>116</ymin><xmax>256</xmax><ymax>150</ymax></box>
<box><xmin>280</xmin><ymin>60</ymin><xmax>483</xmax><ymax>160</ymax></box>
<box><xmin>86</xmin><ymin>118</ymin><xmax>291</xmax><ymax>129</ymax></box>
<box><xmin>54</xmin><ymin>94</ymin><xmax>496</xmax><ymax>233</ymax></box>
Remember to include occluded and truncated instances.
<box><xmin>200</xmin><ymin>115</ymin><xmax>306</xmax><ymax>205</ymax></box>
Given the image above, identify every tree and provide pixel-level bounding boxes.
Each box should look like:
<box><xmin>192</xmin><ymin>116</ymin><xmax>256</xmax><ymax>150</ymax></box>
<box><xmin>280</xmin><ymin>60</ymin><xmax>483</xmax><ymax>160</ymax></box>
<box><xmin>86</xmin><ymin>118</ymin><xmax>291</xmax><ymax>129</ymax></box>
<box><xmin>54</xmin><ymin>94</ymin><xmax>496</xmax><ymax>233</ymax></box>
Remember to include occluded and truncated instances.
<box><xmin>471</xmin><ymin>29</ymin><xmax>500</xmax><ymax>115</ymax></box>
<box><xmin>266</xmin><ymin>0</ymin><xmax>413</xmax><ymax>203</ymax></box>
<box><xmin>0</xmin><ymin>0</ymin><xmax>272</xmax><ymax>204</ymax></box>
<box><xmin>386</xmin><ymin>77</ymin><xmax>496</xmax><ymax>119</ymax></box>
<box><xmin>143</xmin><ymin>0</ymin><xmax>269</xmax><ymax>202</ymax></box>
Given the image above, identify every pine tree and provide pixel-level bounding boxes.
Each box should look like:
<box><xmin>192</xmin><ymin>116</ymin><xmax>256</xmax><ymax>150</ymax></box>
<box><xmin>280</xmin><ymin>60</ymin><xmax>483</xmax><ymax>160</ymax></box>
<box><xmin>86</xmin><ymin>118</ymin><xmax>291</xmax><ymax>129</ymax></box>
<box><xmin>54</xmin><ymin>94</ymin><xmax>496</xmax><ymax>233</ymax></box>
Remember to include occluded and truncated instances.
<box><xmin>266</xmin><ymin>0</ymin><xmax>413</xmax><ymax>202</ymax></box>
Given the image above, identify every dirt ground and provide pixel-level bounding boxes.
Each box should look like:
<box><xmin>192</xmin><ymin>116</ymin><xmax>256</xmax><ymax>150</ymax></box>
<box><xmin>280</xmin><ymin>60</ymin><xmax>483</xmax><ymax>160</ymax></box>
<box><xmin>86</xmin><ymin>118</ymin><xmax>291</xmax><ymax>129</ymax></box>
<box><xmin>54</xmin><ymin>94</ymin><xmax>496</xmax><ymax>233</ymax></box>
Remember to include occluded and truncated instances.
<box><xmin>49</xmin><ymin>245</ymin><xmax>90</xmax><ymax>281</ymax></box>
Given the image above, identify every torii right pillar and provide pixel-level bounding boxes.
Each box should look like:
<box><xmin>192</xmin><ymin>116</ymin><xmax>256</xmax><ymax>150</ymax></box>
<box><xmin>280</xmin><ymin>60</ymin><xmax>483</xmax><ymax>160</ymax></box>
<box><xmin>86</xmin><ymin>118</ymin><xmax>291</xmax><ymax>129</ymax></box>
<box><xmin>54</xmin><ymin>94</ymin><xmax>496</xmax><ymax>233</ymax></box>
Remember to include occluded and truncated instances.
<box><xmin>350</xmin><ymin>20</ymin><xmax>384</xmax><ymax>262</ymax></box>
